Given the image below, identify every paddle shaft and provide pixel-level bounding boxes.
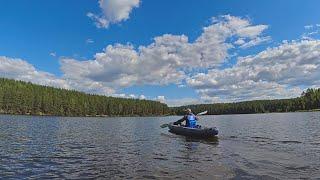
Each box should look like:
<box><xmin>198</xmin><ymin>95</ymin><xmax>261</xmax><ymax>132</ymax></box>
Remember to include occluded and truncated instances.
<box><xmin>160</xmin><ymin>110</ymin><xmax>208</xmax><ymax>128</ymax></box>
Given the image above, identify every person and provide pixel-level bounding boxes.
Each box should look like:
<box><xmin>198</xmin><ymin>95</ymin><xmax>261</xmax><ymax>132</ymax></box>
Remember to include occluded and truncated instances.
<box><xmin>174</xmin><ymin>108</ymin><xmax>198</xmax><ymax>128</ymax></box>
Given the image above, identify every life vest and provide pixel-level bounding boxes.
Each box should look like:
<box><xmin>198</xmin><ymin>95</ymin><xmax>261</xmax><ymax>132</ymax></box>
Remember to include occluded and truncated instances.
<box><xmin>186</xmin><ymin>114</ymin><xmax>197</xmax><ymax>128</ymax></box>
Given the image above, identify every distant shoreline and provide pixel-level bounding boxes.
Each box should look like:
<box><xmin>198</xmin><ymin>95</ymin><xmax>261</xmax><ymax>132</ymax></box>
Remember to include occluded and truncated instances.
<box><xmin>0</xmin><ymin>112</ymin><xmax>172</xmax><ymax>118</ymax></box>
<box><xmin>0</xmin><ymin>78</ymin><xmax>170</xmax><ymax>117</ymax></box>
<box><xmin>1</xmin><ymin>109</ymin><xmax>319</xmax><ymax>118</ymax></box>
<box><xmin>295</xmin><ymin>109</ymin><xmax>320</xmax><ymax>112</ymax></box>
<box><xmin>1</xmin><ymin>78</ymin><xmax>319</xmax><ymax>118</ymax></box>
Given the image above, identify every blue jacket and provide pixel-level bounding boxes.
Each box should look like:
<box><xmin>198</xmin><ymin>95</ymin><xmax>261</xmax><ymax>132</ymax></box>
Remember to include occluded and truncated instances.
<box><xmin>186</xmin><ymin>113</ymin><xmax>197</xmax><ymax>128</ymax></box>
<box><xmin>174</xmin><ymin>113</ymin><xmax>198</xmax><ymax>128</ymax></box>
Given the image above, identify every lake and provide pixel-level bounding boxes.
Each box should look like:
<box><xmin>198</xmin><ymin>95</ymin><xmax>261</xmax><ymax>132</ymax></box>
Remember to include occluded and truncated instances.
<box><xmin>0</xmin><ymin>112</ymin><xmax>319</xmax><ymax>179</ymax></box>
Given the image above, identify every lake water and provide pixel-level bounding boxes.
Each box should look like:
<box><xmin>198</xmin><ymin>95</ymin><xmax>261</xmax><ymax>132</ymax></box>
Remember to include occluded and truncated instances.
<box><xmin>0</xmin><ymin>112</ymin><xmax>319</xmax><ymax>179</ymax></box>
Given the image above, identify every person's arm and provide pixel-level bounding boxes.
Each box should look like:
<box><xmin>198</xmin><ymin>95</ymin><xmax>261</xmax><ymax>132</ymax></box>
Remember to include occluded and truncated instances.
<box><xmin>174</xmin><ymin>116</ymin><xmax>186</xmax><ymax>125</ymax></box>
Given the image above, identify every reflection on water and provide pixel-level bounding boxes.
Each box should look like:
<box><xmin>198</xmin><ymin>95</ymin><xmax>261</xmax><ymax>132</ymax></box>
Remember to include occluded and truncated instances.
<box><xmin>0</xmin><ymin>112</ymin><xmax>319</xmax><ymax>179</ymax></box>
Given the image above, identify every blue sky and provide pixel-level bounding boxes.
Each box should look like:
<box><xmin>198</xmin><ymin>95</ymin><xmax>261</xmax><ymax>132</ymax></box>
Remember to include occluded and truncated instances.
<box><xmin>1</xmin><ymin>0</ymin><xmax>320</xmax><ymax>106</ymax></box>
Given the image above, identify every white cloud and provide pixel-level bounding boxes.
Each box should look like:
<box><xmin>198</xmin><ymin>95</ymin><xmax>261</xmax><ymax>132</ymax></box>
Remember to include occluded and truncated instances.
<box><xmin>86</xmin><ymin>39</ymin><xmax>94</xmax><ymax>44</ymax></box>
<box><xmin>0</xmin><ymin>56</ymin><xmax>69</xmax><ymax>89</ymax></box>
<box><xmin>61</xmin><ymin>15</ymin><xmax>268</xmax><ymax>93</ymax></box>
<box><xmin>60</xmin><ymin>43</ymin><xmax>186</xmax><ymax>89</ymax></box>
<box><xmin>7</xmin><ymin>40</ymin><xmax>318</xmax><ymax>105</ymax></box>
<box><xmin>112</xmin><ymin>93</ymin><xmax>146</xmax><ymax>99</ymax></box>
<box><xmin>196</xmin><ymin>81</ymin><xmax>302</xmax><ymax>103</ymax></box>
<box><xmin>301</xmin><ymin>24</ymin><xmax>320</xmax><ymax>40</ymax></box>
<box><xmin>139</xmin><ymin>94</ymin><xmax>146</xmax><ymax>99</ymax></box>
<box><xmin>156</xmin><ymin>95</ymin><xmax>165</xmax><ymax>103</ymax></box>
<box><xmin>2</xmin><ymin>15</ymin><xmax>297</xmax><ymax>106</ymax></box>
<box><xmin>164</xmin><ymin>98</ymin><xmax>202</xmax><ymax>107</ymax></box>
<box><xmin>49</xmin><ymin>52</ymin><xmax>56</xmax><ymax>57</ymax></box>
<box><xmin>0</xmin><ymin>56</ymin><xmax>116</xmax><ymax>95</ymax></box>
<box><xmin>234</xmin><ymin>38</ymin><xmax>246</xmax><ymax>45</ymax></box>
<box><xmin>236</xmin><ymin>24</ymin><xmax>268</xmax><ymax>38</ymax></box>
<box><xmin>88</xmin><ymin>0</ymin><xmax>140</xmax><ymax>28</ymax></box>
<box><xmin>304</xmin><ymin>25</ymin><xmax>313</xmax><ymax>30</ymax></box>
<box><xmin>239</xmin><ymin>36</ymin><xmax>271</xmax><ymax>49</ymax></box>
<box><xmin>187</xmin><ymin>40</ymin><xmax>320</xmax><ymax>103</ymax></box>
<box><xmin>129</xmin><ymin>94</ymin><xmax>136</xmax><ymax>98</ymax></box>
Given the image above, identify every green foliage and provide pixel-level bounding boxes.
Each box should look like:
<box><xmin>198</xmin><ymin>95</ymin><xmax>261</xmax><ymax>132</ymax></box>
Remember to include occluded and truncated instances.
<box><xmin>1</xmin><ymin>78</ymin><xmax>319</xmax><ymax>117</ymax></box>
<box><xmin>172</xmin><ymin>88</ymin><xmax>320</xmax><ymax>115</ymax></box>
<box><xmin>0</xmin><ymin>78</ymin><xmax>169</xmax><ymax>116</ymax></box>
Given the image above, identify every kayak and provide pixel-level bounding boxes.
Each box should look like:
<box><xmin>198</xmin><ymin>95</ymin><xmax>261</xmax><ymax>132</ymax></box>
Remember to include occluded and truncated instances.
<box><xmin>168</xmin><ymin>123</ymin><xmax>218</xmax><ymax>138</ymax></box>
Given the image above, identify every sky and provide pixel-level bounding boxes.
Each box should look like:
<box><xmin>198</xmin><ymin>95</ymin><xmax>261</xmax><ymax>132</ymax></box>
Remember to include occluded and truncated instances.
<box><xmin>0</xmin><ymin>0</ymin><xmax>320</xmax><ymax>106</ymax></box>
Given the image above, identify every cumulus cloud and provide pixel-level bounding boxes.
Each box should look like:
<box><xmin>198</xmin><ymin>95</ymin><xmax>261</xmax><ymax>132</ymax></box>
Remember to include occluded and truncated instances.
<box><xmin>0</xmin><ymin>56</ymin><xmax>69</xmax><ymax>89</ymax></box>
<box><xmin>7</xmin><ymin>15</ymin><xmax>312</xmax><ymax>106</ymax></box>
<box><xmin>88</xmin><ymin>0</ymin><xmax>140</xmax><ymax>28</ymax></box>
<box><xmin>60</xmin><ymin>43</ymin><xmax>185</xmax><ymax>89</ymax></box>
<box><xmin>61</xmin><ymin>15</ymin><xmax>268</xmax><ymax>93</ymax></box>
<box><xmin>0</xmin><ymin>56</ymin><xmax>116</xmax><ymax>95</ymax></box>
<box><xmin>187</xmin><ymin>40</ymin><xmax>320</xmax><ymax>102</ymax></box>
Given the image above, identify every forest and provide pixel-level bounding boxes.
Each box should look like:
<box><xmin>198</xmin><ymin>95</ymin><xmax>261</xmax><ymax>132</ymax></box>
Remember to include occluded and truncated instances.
<box><xmin>172</xmin><ymin>88</ymin><xmax>320</xmax><ymax>115</ymax></box>
<box><xmin>0</xmin><ymin>78</ymin><xmax>319</xmax><ymax>117</ymax></box>
<box><xmin>0</xmin><ymin>78</ymin><xmax>170</xmax><ymax>116</ymax></box>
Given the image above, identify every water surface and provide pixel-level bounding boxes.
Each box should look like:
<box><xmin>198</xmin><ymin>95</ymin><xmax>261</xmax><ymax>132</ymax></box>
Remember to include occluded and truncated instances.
<box><xmin>0</xmin><ymin>112</ymin><xmax>319</xmax><ymax>179</ymax></box>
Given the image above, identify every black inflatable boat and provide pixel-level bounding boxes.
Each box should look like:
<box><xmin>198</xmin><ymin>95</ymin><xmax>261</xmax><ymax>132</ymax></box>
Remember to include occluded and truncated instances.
<box><xmin>168</xmin><ymin>123</ymin><xmax>218</xmax><ymax>138</ymax></box>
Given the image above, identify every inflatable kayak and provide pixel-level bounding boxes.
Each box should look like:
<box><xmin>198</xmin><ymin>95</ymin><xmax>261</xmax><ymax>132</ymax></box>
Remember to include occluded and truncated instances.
<box><xmin>168</xmin><ymin>123</ymin><xmax>218</xmax><ymax>138</ymax></box>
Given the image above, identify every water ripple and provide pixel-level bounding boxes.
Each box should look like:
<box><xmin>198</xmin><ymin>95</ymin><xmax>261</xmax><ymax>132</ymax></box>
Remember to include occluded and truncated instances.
<box><xmin>0</xmin><ymin>113</ymin><xmax>320</xmax><ymax>179</ymax></box>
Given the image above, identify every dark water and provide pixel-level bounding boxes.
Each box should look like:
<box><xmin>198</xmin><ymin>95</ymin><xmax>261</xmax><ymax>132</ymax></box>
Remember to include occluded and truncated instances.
<box><xmin>0</xmin><ymin>112</ymin><xmax>320</xmax><ymax>179</ymax></box>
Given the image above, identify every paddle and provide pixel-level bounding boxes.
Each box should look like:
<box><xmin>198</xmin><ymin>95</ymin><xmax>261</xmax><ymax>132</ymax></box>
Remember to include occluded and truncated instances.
<box><xmin>197</xmin><ymin>110</ymin><xmax>208</xmax><ymax>116</ymax></box>
<box><xmin>160</xmin><ymin>110</ymin><xmax>208</xmax><ymax>128</ymax></box>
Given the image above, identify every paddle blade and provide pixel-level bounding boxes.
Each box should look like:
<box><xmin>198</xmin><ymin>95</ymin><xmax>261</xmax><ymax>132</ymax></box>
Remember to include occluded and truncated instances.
<box><xmin>197</xmin><ymin>110</ymin><xmax>208</xmax><ymax>116</ymax></box>
<box><xmin>160</xmin><ymin>124</ymin><xmax>169</xmax><ymax>128</ymax></box>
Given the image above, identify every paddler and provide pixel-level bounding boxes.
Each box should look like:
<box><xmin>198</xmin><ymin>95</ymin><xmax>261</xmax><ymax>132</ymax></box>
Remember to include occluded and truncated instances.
<box><xmin>174</xmin><ymin>108</ymin><xmax>198</xmax><ymax>128</ymax></box>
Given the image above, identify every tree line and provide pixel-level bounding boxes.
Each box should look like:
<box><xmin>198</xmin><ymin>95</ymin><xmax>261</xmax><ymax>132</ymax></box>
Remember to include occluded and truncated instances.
<box><xmin>1</xmin><ymin>78</ymin><xmax>319</xmax><ymax>117</ymax></box>
<box><xmin>172</xmin><ymin>88</ymin><xmax>320</xmax><ymax>115</ymax></box>
<box><xmin>0</xmin><ymin>78</ymin><xmax>170</xmax><ymax>116</ymax></box>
